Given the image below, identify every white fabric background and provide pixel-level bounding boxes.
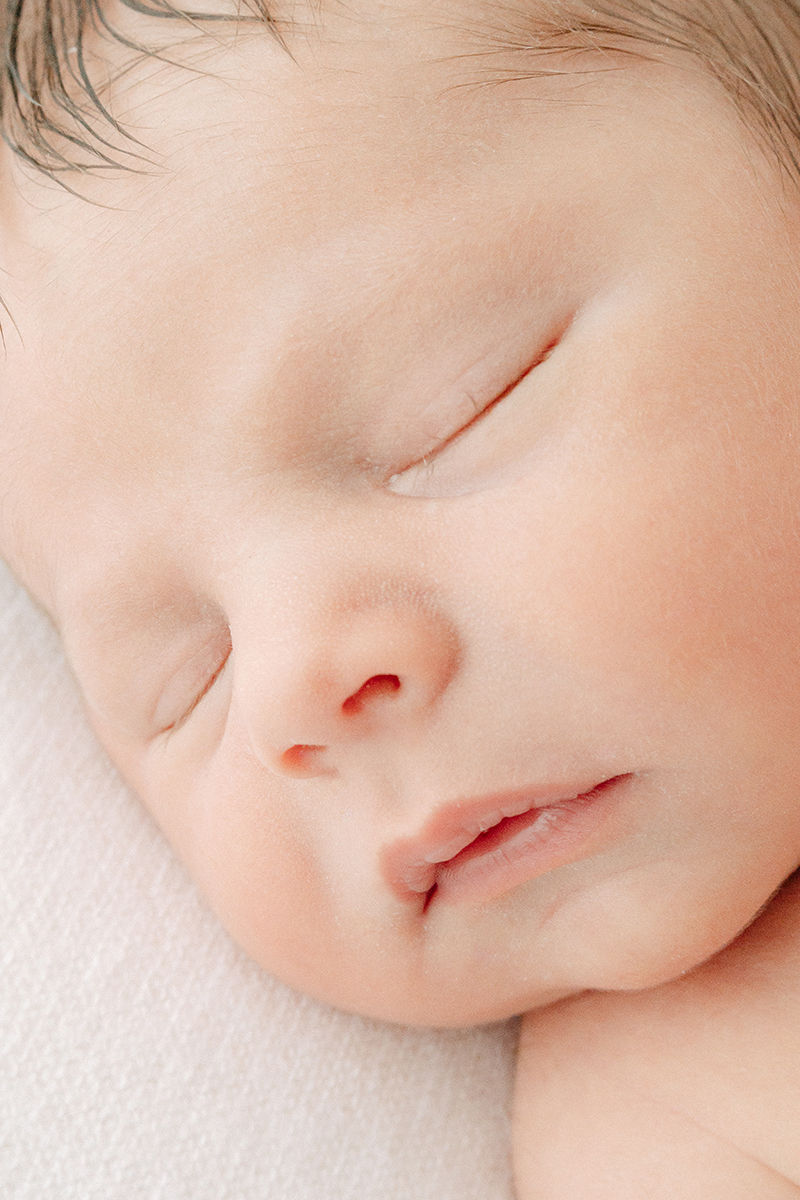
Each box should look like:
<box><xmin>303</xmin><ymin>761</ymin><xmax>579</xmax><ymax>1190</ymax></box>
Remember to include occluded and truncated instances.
<box><xmin>0</xmin><ymin>558</ymin><xmax>517</xmax><ymax>1199</ymax></box>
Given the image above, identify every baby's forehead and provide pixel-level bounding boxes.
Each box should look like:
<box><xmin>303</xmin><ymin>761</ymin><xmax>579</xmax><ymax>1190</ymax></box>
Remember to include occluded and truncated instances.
<box><xmin>5</xmin><ymin>0</ymin><xmax>800</xmax><ymax>215</ymax></box>
<box><xmin>0</xmin><ymin>17</ymin><xmax>589</xmax><ymax>446</ymax></box>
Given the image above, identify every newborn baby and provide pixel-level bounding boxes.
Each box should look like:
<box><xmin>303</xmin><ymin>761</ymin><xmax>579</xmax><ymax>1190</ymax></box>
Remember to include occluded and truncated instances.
<box><xmin>2</xmin><ymin>0</ymin><xmax>800</xmax><ymax>1192</ymax></box>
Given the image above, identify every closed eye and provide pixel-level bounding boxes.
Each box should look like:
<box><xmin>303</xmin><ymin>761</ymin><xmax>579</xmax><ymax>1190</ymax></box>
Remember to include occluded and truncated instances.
<box><xmin>154</xmin><ymin>631</ymin><xmax>232</xmax><ymax>737</ymax></box>
<box><xmin>440</xmin><ymin>339</ymin><xmax>557</xmax><ymax>453</ymax></box>
<box><xmin>387</xmin><ymin>334</ymin><xmax>560</xmax><ymax>495</ymax></box>
<box><xmin>167</xmin><ymin>651</ymin><xmax>230</xmax><ymax>735</ymax></box>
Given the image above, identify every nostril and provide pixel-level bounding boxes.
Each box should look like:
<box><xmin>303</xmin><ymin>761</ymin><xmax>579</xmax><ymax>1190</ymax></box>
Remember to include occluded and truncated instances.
<box><xmin>280</xmin><ymin>743</ymin><xmax>332</xmax><ymax>777</ymax></box>
<box><xmin>342</xmin><ymin>674</ymin><xmax>401</xmax><ymax>715</ymax></box>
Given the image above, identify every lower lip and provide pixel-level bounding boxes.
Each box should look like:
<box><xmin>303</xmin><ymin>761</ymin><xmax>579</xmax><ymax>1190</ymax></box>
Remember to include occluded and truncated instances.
<box><xmin>429</xmin><ymin>775</ymin><xmax>628</xmax><ymax>908</ymax></box>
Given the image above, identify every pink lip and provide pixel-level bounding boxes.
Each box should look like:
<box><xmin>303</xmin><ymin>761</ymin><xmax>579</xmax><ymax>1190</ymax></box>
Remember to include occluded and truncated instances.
<box><xmin>381</xmin><ymin>775</ymin><xmax>629</xmax><ymax>908</ymax></box>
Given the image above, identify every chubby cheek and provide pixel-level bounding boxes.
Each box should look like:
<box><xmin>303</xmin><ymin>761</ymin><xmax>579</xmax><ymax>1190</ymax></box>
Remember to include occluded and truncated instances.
<box><xmin>154</xmin><ymin>749</ymin><xmax>344</xmax><ymax>992</ymax></box>
<box><xmin>129</xmin><ymin>713</ymin><xmax>420</xmax><ymax>1015</ymax></box>
<box><xmin>459</xmin><ymin>400</ymin><xmax>800</xmax><ymax>729</ymax></box>
<box><xmin>197</xmin><ymin>777</ymin><xmax>321</xmax><ymax>968</ymax></box>
<box><xmin>100</xmin><ymin>706</ymin><xmax>337</xmax><ymax>996</ymax></box>
<box><xmin>459</xmin><ymin>272</ymin><xmax>800</xmax><ymax>714</ymax></box>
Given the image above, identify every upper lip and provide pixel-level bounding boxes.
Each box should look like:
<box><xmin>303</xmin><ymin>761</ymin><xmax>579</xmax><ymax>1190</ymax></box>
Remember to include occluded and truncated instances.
<box><xmin>381</xmin><ymin>776</ymin><xmax>613</xmax><ymax>902</ymax></box>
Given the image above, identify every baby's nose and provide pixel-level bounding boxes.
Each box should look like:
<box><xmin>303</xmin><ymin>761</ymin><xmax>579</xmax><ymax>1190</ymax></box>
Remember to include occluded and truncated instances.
<box><xmin>234</xmin><ymin>601</ymin><xmax>459</xmax><ymax>777</ymax></box>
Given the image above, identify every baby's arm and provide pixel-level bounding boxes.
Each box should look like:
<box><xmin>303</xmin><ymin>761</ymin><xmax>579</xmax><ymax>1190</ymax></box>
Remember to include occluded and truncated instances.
<box><xmin>513</xmin><ymin>874</ymin><xmax>800</xmax><ymax>1198</ymax></box>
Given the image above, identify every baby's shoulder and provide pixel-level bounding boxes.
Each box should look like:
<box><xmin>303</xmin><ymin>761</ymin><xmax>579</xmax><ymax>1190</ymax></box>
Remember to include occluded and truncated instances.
<box><xmin>514</xmin><ymin>874</ymin><xmax>800</xmax><ymax>1198</ymax></box>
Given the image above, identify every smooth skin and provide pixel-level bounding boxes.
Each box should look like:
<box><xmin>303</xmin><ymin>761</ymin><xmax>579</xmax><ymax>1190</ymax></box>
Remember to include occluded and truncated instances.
<box><xmin>515</xmin><ymin>876</ymin><xmax>800</xmax><ymax>1196</ymax></box>
<box><xmin>3</xmin><ymin>0</ymin><xmax>800</xmax><ymax>1188</ymax></box>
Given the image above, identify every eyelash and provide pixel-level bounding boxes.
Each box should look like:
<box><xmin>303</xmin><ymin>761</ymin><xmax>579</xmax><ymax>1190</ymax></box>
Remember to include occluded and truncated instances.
<box><xmin>163</xmin><ymin>645</ymin><xmax>231</xmax><ymax>737</ymax></box>
<box><xmin>389</xmin><ymin>336</ymin><xmax>559</xmax><ymax>485</ymax></box>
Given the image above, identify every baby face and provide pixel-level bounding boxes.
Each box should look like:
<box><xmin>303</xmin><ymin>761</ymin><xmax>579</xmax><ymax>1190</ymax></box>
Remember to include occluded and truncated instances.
<box><xmin>3</xmin><ymin>1</ymin><xmax>800</xmax><ymax>1024</ymax></box>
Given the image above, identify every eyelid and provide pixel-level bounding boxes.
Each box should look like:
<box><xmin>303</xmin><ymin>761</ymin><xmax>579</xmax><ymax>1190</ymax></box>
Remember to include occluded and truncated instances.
<box><xmin>155</xmin><ymin>632</ymin><xmax>232</xmax><ymax>738</ymax></box>
<box><xmin>387</xmin><ymin>336</ymin><xmax>560</xmax><ymax>491</ymax></box>
<box><xmin>167</xmin><ymin>652</ymin><xmax>230</xmax><ymax>736</ymax></box>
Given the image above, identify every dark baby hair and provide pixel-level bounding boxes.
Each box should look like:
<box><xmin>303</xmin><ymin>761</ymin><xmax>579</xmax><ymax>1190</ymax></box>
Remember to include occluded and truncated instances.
<box><xmin>2</xmin><ymin>0</ymin><xmax>800</xmax><ymax>179</ymax></box>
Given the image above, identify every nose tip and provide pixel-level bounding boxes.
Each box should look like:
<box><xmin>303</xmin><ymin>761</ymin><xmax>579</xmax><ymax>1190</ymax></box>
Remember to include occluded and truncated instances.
<box><xmin>237</xmin><ymin>602</ymin><xmax>459</xmax><ymax>777</ymax></box>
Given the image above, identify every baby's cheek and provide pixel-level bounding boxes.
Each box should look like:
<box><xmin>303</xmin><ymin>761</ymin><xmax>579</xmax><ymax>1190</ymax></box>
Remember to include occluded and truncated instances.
<box><xmin>151</xmin><ymin>739</ymin><xmax>327</xmax><ymax>968</ymax></box>
<box><xmin>94</xmin><ymin>701</ymin><xmax>323</xmax><ymax>975</ymax></box>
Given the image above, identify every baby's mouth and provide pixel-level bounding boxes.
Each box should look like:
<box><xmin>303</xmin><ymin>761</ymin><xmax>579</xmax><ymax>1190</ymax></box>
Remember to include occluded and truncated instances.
<box><xmin>382</xmin><ymin>775</ymin><xmax>629</xmax><ymax>909</ymax></box>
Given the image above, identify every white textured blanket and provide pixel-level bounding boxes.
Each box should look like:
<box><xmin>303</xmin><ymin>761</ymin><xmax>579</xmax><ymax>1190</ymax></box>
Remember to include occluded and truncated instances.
<box><xmin>0</xmin><ymin>559</ymin><xmax>516</xmax><ymax>1199</ymax></box>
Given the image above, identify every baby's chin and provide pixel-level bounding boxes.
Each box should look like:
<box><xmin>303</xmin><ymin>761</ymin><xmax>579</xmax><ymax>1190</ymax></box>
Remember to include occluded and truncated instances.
<box><xmin>212</xmin><ymin>885</ymin><xmax>763</xmax><ymax>1031</ymax></box>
